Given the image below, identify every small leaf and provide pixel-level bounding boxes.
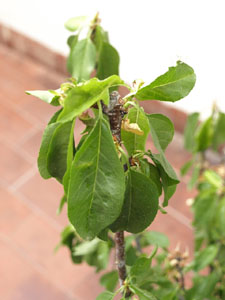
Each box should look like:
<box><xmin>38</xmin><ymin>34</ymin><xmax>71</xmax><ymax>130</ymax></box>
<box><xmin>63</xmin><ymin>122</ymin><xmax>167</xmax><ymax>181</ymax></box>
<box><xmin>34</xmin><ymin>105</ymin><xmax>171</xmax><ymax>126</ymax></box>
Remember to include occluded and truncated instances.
<box><xmin>68</xmin><ymin>117</ymin><xmax>125</xmax><ymax>239</ymax></box>
<box><xmin>65</xmin><ymin>16</ymin><xmax>88</xmax><ymax>32</ymax></box>
<box><xmin>100</xmin><ymin>271</ymin><xmax>118</xmax><ymax>292</ymax></box>
<box><xmin>26</xmin><ymin>90</ymin><xmax>60</xmax><ymax>106</ymax></box>
<box><xmin>122</xmin><ymin>119</ymin><xmax>144</xmax><ymax>135</ymax></box>
<box><xmin>195</xmin><ymin>116</ymin><xmax>213</xmax><ymax>151</ymax></box>
<box><xmin>97</xmin><ymin>42</ymin><xmax>120</xmax><ymax>80</ymax></box>
<box><xmin>57</xmin><ymin>194</ymin><xmax>67</xmax><ymax>215</ymax></box>
<box><xmin>180</xmin><ymin>160</ymin><xmax>193</xmax><ymax>176</ymax></box>
<box><xmin>184</xmin><ymin>112</ymin><xmax>199</xmax><ymax>152</ymax></box>
<box><xmin>192</xmin><ymin>245</ymin><xmax>218</xmax><ymax>272</ymax></box>
<box><xmin>212</xmin><ymin>112</ymin><xmax>225</xmax><ymax>150</ymax></box>
<box><xmin>140</xmin><ymin>231</ymin><xmax>169</xmax><ymax>248</ymax></box>
<box><xmin>93</xmin><ymin>25</ymin><xmax>109</xmax><ymax>52</ymax></box>
<box><xmin>135</xmin><ymin>61</ymin><xmax>196</xmax><ymax>102</ymax></box>
<box><xmin>96</xmin><ymin>291</ymin><xmax>115</xmax><ymax>300</ymax></box>
<box><xmin>130</xmin><ymin>285</ymin><xmax>158</xmax><ymax>300</ymax></box>
<box><xmin>67</xmin><ymin>35</ymin><xmax>78</xmax><ymax>74</ymax></box>
<box><xmin>147</xmin><ymin>113</ymin><xmax>174</xmax><ymax>151</ymax></box>
<box><xmin>73</xmin><ymin>239</ymin><xmax>99</xmax><ymax>256</ymax></box>
<box><xmin>188</xmin><ymin>165</ymin><xmax>200</xmax><ymax>189</ymax></box>
<box><xmin>122</xmin><ymin>107</ymin><xmax>150</xmax><ymax>155</ymax></box>
<box><xmin>203</xmin><ymin>169</ymin><xmax>223</xmax><ymax>189</ymax></box>
<box><xmin>47</xmin><ymin>120</ymin><xmax>74</xmax><ymax>182</ymax></box>
<box><xmin>69</xmin><ymin>38</ymin><xmax>96</xmax><ymax>82</ymax></box>
<box><xmin>150</xmin><ymin>153</ymin><xmax>179</xmax><ymax>206</ymax></box>
<box><xmin>110</xmin><ymin>169</ymin><xmax>159</xmax><ymax>233</ymax></box>
<box><xmin>58</xmin><ymin>76</ymin><xmax>123</xmax><ymax>123</ymax></box>
<box><xmin>38</xmin><ymin>122</ymin><xmax>61</xmax><ymax>179</ymax></box>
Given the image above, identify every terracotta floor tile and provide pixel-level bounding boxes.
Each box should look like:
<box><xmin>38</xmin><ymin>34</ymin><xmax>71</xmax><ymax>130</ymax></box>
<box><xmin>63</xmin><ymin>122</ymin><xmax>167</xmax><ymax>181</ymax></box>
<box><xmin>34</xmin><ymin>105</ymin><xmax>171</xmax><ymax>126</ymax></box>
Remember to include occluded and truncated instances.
<box><xmin>17</xmin><ymin>173</ymin><xmax>67</xmax><ymax>225</ymax></box>
<box><xmin>73</xmin><ymin>271</ymin><xmax>104</xmax><ymax>300</ymax></box>
<box><xmin>0</xmin><ymin>187</ymin><xmax>31</xmax><ymax>236</ymax></box>
<box><xmin>0</xmin><ymin>142</ymin><xmax>32</xmax><ymax>185</ymax></box>
<box><xmin>8</xmin><ymin>273</ymin><xmax>70</xmax><ymax>300</ymax></box>
<box><xmin>20</xmin><ymin>129</ymin><xmax>43</xmax><ymax>161</ymax></box>
<box><xmin>0</xmin><ymin>103</ymin><xmax>33</xmax><ymax>144</ymax></box>
<box><xmin>0</xmin><ymin>239</ymin><xmax>33</xmax><ymax>299</ymax></box>
<box><xmin>169</xmin><ymin>181</ymin><xmax>197</xmax><ymax>220</ymax></box>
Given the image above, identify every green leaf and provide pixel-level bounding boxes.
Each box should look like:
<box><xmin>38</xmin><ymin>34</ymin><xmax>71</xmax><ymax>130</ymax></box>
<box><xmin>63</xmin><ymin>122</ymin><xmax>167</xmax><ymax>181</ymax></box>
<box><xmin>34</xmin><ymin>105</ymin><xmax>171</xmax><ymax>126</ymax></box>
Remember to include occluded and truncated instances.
<box><xmin>180</xmin><ymin>160</ymin><xmax>193</xmax><ymax>176</ymax></box>
<box><xmin>73</xmin><ymin>238</ymin><xmax>99</xmax><ymax>256</ymax></box>
<box><xmin>195</xmin><ymin>116</ymin><xmax>213</xmax><ymax>151</ymax></box>
<box><xmin>147</xmin><ymin>114</ymin><xmax>174</xmax><ymax>151</ymax></box>
<box><xmin>63</xmin><ymin>119</ymin><xmax>76</xmax><ymax>194</ymax></box>
<box><xmin>150</xmin><ymin>153</ymin><xmax>179</xmax><ymax>184</ymax></box>
<box><xmin>96</xmin><ymin>291</ymin><xmax>115</xmax><ymax>300</ymax></box>
<box><xmin>122</xmin><ymin>107</ymin><xmax>150</xmax><ymax>155</ymax></box>
<box><xmin>57</xmin><ymin>194</ymin><xmax>67</xmax><ymax>215</ymax></box>
<box><xmin>203</xmin><ymin>169</ymin><xmax>223</xmax><ymax>189</ymax></box>
<box><xmin>188</xmin><ymin>165</ymin><xmax>200</xmax><ymax>189</ymax></box>
<box><xmin>110</xmin><ymin>169</ymin><xmax>159</xmax><ymax>233</ymax></box>
<box><xmin>37</xmin><ymin>122</ymin><xmax>61</xmax><ymax>179</ymax></box>
<box><xmin>65</xmin><ymin>16</ymin><xmax>88</xmax><ymax>32</ymax></box>
<box><xmin>130</xmin><ymin>285</ymin><xmax>158</xmax><ymax>300</ymax></box>
<box><xmin>150</xmin><ymin>153</ymin><xmax>178</xmax><ymax>206</ymax></box>
<box><xmin>93</xmin><ymin>25</ymin><xmax>109</xmax><ymax>52</ymax></box>
<box><xmin>96</xmin><ymin>241</ymin><xmax>110</xmax><ymax>271</ymax></box>
<box><xmin>58</xmin><ymin>76</ymin><xmax>123</xmax><ymax>123</ymax></box>
<box><xmin>140</xmin><ymin>160</ymin><xmax>162</xmax><ymax>195</ymax></box>
<box><xmin>192</xmin><ymin>245</ymin><xmax>218</xmax><ymax>272</ymax></box>
<box><xmin>184</xmin><ymin>112</ymin><xmax>199</xmax><ymax>152</ymax></box>
<box><xmin>69</xmin><ymin>38</ymin><xmax>96</xmax><ymax>82</ymax></box>
<box><xmin>68</xmin><ymin>117</ymin><xmax>125</xmax><ymax>239</ymax></box>
<box><xmin>212</xmin><ymin>112</ymin><xmax>225</xmax><ymax>150</ymax></box>
<box><xmin>47</xmin><ymin>120</ymin><xmax>74</xmax><ymax>182</ymax></box>
<box><xmin>26</xmin><ymin>90</ymin><xmax>60</xmax><ymax>106</ymax></box>
<box><xmin>140</xmin><ymin>231</ymin><xmax>169</xmax><ymax>248</ymax></box>
<box><xmin>135</xmin><ymin>61</ymin><xmax>196</xmax><ymax>102</ymax></box>
<box><xmin>97</xmin><ymin>42</ymin><xmax>120</xmax><ymax>79</ymax></box>
<box><xmin>216</xmin><ymin>197</ymin><xmax>225</xmax><ymax>236</ymax></box>
<box><xmin>100</xmin><ymin>271</ymin><xmax>118</xmax><ymax>292</ymax></box>
<box><xmin>67</xmin><ymin>35</ymin><xmax>78</xmax><ymax>74</ymax></box>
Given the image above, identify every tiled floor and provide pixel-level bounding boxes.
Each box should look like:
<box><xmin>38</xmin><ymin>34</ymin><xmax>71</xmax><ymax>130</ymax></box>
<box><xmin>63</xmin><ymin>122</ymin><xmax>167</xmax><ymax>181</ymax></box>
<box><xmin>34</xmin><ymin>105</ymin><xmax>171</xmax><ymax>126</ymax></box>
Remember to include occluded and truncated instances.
<box><xmin>0</xmin><ymin>43</ymin><xmax>195</xmax><ymax>300</ymax></box>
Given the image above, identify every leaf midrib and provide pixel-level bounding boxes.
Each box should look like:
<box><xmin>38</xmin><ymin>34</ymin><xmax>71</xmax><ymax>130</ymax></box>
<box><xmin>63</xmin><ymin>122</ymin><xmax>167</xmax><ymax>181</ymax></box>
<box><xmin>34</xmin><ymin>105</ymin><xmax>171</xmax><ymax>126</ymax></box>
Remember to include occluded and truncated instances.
<box><xmin>149</xmin><ymin>71</ymin><xmax>194</xmax><ymax>89</ymax></box>
<box><xmin>87</xmin><ymin>117</ymin><xmax>102</xmax><ymax>231</ymax></box>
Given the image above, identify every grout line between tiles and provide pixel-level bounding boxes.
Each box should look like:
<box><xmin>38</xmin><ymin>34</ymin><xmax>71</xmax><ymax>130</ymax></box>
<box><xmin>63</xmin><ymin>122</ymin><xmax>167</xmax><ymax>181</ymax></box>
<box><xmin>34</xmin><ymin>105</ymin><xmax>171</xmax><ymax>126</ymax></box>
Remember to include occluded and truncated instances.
<box><xmin>9</xmin><ymin>165</ymin><xmax>38</xmax><ymax>191</ymax></box>
<box><xmin>166</xmin><ymin>205</ymin><xmax>192</xmax><ymax>230</ymax></box>
<box><xmin>0</xmin><ymin>233</ymin><xmax>77</xmax><ymax>300</ymax></box>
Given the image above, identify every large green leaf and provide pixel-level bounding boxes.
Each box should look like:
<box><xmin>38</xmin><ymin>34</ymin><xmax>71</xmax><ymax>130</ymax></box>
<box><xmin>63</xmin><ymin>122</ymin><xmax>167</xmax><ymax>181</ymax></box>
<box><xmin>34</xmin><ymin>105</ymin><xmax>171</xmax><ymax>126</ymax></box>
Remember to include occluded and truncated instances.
<box><xmin>63</xmin><ymin>119</ymin><xmax>76</xmax><ymax>194</ymax></box>
<box><xmin>147</xmin><ymin>114</ymin><xmax>174</xmax><ymax>152</ymax></box>
<box><xmin>135</xmin><ymin>61</ymin><xmax>196</xmax><ymax>102</ymax></box>
<box><xmin>26</xmin><ymin>90</ymin><xmax>60</xmax><ymax>106</ymax></box>
<box><xmin>69</xmin><ymin>38</ymin><xmax>96</xmax><ymax>82</ymax></box>
<box><xmin>97</xmin><ymin>42</ymin><xmax>120</xmax><ymax>79</ymax></box>
<box><xmin>64</xmin><ymin>16</ymin><xmax>88</xmax><ymax>32</ymax></box>
<box><xmin>212</xmin><ymin>112</ymin><xmax>225</xmax><ymax>150</ymax></box>
<box><xmin>110</xmin><ymin>169</ymin><xmax>159</xmax><ymax>233</ymax></box>
<box><xmin>68</xmin><ymin>117</ymin><xmax>125</xmax><ymax>239</ymax></box>
<box><xmin>184</xmin><ymin>112</ymin><xmax>199</xmax><ymax>152</ymax></box>
<box><xmin>58</xmin><ymin>76</ymin><xmax>123</xmax><ymax>123</ymax></box>
<box><xmin>47</xmin><ymin>120</ymin><xmax>74</xmax><ymax>182</ymax></box>
<box><xmin>122</xmin><ymin>107</ymin><xmax>150</xmax><ymax>155</ymax></box>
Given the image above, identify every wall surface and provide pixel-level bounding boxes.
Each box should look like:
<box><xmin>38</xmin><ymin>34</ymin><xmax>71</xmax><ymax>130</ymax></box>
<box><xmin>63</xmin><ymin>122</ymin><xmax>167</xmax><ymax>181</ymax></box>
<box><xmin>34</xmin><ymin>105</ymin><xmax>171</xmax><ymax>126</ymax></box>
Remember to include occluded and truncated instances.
<box><xmin>1</xmin><ymin>0</ymin><xmax>225</xmax><ymax>118</ymax></box>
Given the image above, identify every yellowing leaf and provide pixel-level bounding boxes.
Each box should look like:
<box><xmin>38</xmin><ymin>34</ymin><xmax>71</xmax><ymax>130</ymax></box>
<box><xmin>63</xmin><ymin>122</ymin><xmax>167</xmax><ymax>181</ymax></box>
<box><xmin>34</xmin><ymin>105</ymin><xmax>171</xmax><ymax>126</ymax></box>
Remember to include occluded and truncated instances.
<box><xmin>122</xmin><ymin>119</ymin><xmax>144</xmax><ymax>136</ymax></box>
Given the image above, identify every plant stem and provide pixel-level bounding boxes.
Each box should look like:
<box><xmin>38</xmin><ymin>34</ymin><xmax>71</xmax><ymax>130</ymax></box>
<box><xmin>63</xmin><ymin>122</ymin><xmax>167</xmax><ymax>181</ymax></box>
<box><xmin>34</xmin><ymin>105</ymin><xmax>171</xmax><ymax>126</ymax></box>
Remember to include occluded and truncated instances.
<box><xmin>105</xmin><ymin>91</ymin><xmax>131</xmax><ymax>297</ymax></box>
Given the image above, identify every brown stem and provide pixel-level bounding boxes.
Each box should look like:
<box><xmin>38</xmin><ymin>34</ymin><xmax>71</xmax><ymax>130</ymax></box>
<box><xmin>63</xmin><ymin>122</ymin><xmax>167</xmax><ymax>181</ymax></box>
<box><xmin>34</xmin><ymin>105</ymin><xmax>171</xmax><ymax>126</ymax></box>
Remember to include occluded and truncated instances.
<box><xmin>104</xmin><ymin>92</ymin><xmax>131</xmax><ymax>297</ymax></box>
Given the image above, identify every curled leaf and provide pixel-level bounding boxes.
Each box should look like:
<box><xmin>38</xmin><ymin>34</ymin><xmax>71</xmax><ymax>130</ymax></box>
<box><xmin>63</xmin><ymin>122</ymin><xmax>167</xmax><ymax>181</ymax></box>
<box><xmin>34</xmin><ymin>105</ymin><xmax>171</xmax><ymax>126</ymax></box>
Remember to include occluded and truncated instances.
<box><xmin>122</xmin><ymin>119</ymin><xmax>144</xmax><ymax>136</ymax></box>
